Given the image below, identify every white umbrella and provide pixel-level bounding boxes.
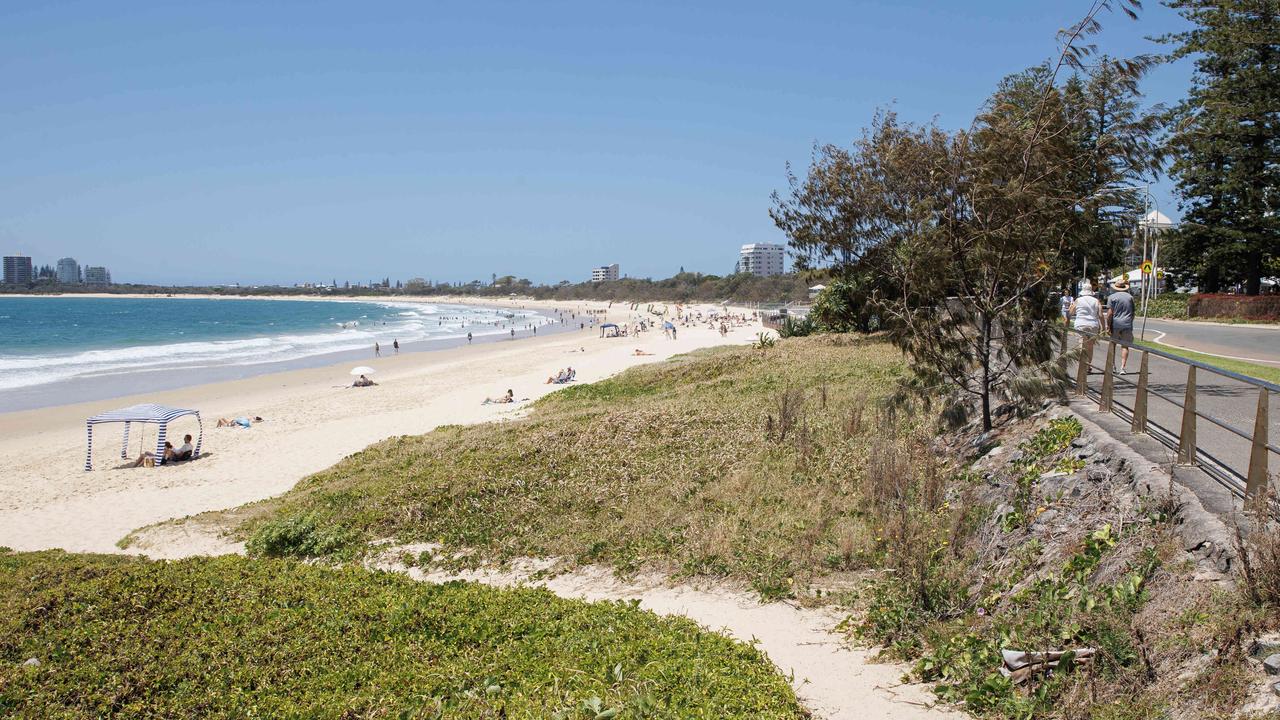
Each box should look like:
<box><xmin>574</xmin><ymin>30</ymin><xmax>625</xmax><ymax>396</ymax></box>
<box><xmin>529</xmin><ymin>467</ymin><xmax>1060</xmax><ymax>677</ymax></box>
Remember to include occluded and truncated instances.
<box><xmin>349</xmin><ymin>366</ymin><xmax>376</xmax><ymax>376</ymax></box>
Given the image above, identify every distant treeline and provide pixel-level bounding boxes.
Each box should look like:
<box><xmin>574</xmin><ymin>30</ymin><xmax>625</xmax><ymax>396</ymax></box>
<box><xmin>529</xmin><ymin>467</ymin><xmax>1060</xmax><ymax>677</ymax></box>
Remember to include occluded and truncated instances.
<box><xmin>0</xmin><ymin>272</ymin><xmax>813</xmax><ymax>305</ymax></box>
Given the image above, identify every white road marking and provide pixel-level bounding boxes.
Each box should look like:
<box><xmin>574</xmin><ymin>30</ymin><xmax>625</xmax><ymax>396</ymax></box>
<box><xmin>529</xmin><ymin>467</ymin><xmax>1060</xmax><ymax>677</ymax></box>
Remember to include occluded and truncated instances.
<box><xmin>1146</xmin><ymin>330</ymin><xmax>1280</xmax><ymax>367</ymax></box>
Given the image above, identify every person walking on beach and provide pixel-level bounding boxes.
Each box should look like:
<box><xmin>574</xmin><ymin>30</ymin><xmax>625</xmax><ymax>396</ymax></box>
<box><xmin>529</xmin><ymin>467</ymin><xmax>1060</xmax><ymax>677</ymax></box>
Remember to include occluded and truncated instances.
<box><xmin>393</xmin><ymin>339</ymin><xmax>399</xmax><ymax>353</ymax></box>
<box><xmin>375</xmin><ymin>342</ymin><xmax>381</xmax><ymax>357</ymax></box>
<box><xmin>1106</xmin><ymin>279</ymin><xmax>1136</xmax><ymax>374</ymax></box>
<box><xmin>467</xmin><ymin>332</ymin><xmax>472</xmax><ymax>344</ymax></box>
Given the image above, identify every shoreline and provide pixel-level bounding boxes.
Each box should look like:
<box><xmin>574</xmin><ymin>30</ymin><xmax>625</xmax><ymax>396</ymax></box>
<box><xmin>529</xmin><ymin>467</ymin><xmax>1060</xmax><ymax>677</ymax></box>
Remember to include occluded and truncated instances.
<box><xmin>0</xmin><ymin>294</ymin><xmax>586</xmax><ymax>413</ymax></box>
<box><xmin>0</xmin><ymin>299</ymin><xmax>761</xmax><ymax>555</ymax></box>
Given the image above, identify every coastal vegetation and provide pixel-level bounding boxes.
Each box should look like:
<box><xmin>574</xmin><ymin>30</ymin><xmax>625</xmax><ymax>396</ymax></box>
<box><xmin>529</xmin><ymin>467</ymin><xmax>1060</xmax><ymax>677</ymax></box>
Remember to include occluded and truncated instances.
<box><xmin>0</xmin><ymin>550</ymin><xmax>806</xmax><ymax>719</ymax></box>
<box><xmin>232</xmin><ymin>335</ymin><xmax>910</xmax><ymax>598</ymax></box>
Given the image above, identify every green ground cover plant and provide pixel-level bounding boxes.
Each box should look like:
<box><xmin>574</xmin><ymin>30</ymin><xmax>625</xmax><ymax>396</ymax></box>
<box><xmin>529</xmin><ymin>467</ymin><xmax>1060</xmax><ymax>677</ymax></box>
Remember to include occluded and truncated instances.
<box><xmin>0</xmin><ymin>550</ymin><xmax>806</xmax><ymax>719</ymax></box>
<box><xmin>230</xmin><ymin>336</ymin><xmax>911</xmax><ymax>599</ymax></box>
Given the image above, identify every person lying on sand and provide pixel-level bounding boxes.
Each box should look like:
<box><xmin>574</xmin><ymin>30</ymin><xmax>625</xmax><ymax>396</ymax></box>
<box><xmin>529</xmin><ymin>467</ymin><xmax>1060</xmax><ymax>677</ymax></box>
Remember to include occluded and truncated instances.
<box><xmin>352</xmin><ymin>374</ymin><xmax>377</xmax><ymax>388</ymax></box>
<box><xmin>483</xmin><ymin>389</ymin><xmax>515</xmax><ymax>404</ymax></box>
<box><xmin>217</xmin><ymin>416</ymin><xmax>263</xmax><ymax>428</ymax></box>
<box><xmin>633</xmin><ymin>349</ymin><xmax>653</xmax><ymax>356</ymax></box>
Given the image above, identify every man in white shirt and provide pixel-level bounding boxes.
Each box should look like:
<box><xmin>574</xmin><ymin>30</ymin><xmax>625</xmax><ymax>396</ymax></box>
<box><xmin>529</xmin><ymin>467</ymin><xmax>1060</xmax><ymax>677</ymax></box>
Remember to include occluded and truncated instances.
<box><xmin>168</xmin><ymin>434</ymin><xmax>194</xmax><ymax>462</ymax></box>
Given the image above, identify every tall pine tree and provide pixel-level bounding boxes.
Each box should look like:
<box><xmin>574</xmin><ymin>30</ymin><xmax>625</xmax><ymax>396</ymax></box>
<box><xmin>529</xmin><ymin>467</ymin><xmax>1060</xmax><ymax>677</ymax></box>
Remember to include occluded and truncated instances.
<box><xmin>1159</xmin><ymin>0</ymin><xmax>1280</xmax><ymax>294</ymax></box>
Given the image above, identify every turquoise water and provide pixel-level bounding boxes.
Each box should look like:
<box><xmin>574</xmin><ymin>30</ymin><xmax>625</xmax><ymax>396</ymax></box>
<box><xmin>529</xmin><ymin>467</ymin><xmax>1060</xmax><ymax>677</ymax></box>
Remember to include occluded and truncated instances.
<box><xmin>0</xmin><ymin>296</ymin><xmax>543</xmax><ymax>395</ymax></box>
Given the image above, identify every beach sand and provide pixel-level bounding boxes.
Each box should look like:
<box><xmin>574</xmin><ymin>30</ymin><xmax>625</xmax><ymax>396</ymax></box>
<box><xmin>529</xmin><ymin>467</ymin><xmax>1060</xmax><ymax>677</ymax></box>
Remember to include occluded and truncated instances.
<box><xmin>0</xmin><ymin>298</ymin><xmax>757</xmax><ymax>555</ymax></box>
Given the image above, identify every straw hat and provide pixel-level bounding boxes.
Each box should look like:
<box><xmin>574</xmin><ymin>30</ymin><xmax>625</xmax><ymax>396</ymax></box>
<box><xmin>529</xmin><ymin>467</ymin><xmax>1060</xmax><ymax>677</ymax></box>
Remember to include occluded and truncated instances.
<box><xmin>1113</xmin><ymin>279</ymin><xmax>1130</xmax><ymax>290</ymax></box>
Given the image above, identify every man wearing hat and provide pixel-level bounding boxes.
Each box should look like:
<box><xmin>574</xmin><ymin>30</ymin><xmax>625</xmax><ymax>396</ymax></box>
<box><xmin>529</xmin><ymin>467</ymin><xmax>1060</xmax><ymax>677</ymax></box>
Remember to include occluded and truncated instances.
<box><xmin>1106</xmin><ymin>278</ymin><xmax>1136</xmax><ymax>374</ymax></box>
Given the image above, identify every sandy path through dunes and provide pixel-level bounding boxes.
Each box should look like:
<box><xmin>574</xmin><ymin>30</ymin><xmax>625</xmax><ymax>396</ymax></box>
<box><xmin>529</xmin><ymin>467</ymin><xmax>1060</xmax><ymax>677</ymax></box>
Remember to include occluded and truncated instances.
<box><xmin>373</xmin><ymin>556</ymin><xmax>959</xmax><ymax>720</ymax></box>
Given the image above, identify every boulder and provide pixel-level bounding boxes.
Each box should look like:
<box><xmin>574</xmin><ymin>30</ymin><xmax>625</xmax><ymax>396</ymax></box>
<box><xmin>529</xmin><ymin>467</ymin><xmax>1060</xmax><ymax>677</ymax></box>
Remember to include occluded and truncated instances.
<box><xmin>1252</xmin><ymin>634</ymin><xmax>1280</xmax><ymax>660</ymax></box>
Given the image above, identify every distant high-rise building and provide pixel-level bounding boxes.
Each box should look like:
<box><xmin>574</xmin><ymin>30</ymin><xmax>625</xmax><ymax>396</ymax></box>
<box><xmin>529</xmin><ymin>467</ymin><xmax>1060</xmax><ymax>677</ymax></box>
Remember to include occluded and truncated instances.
<box><xmin>83</xmin><ymin>266</ymin><xmax>112</xmax><ymax>285</ymax></box>
<box><xmin>591</xmin><ymin>263</ymin><xmax>620</xmax><ymax>282</ymax></box>
<box><xmin>736</xmin><ymin>243</ymin><xmax>785</xmax><ymax>277</ymax></box>
<box><xmin>56</xmin><ymin>257</ymin><xmax>80</xmax><ymax>284</ymax></box>
<box><xmin>3</xmin><ymin>255</ymin><xmax>33</xmax><ymax>285</ymax></box>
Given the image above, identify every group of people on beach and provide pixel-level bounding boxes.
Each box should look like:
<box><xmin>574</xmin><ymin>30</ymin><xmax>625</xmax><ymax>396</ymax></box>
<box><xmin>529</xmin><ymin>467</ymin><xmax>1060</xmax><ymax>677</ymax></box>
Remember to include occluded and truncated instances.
<box><xmin>545</xmin><ymin>367</ymin><xmax>576</xmax><ymax>384</ymax></box>
<box><xmin>132</xmin><ymin>434</ymin><xmax>195</xmax><ymax>467</ymax></box>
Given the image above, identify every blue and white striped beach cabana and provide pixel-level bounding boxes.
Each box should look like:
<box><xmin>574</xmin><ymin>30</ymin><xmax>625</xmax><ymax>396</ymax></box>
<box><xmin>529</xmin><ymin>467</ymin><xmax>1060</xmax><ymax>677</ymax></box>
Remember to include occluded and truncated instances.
<box><xmin>85</xmin><ymin>404</ymin><xmax>203</xmax><ymax>471</ymax></box>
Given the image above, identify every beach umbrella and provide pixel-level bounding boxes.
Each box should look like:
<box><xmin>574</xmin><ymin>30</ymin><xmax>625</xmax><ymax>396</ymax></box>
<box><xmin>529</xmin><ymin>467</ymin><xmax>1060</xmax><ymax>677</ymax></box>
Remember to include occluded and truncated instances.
<box><xmin>349</xmin><ymin>366</ymin><xmax>376</xmax><ymax>376</ymax></box>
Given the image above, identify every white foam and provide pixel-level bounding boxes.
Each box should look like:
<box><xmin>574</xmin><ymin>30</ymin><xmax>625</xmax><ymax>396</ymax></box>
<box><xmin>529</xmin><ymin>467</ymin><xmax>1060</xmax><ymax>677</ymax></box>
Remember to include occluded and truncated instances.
<box><xmin>0</xmin><ymin>303</ymin><xmax>545</xmax><ymax>392</ymax></box>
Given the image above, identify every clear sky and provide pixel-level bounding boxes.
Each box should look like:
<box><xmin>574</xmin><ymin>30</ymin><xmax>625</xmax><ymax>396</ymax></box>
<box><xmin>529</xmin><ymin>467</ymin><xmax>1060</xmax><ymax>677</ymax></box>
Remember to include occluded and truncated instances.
<box><xmin>1</xmin><ymin>1</ymin><xmax>1192</xmax><ymax>286</ymax></box>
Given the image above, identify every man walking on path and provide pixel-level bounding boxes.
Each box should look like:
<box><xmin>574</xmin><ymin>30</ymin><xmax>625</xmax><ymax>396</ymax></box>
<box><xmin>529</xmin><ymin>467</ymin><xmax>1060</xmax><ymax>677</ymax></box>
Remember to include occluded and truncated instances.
<box><xmin>1106</xmin><ymin>279</ymin><xmax>1136</xmax><ymax>374</ymax></box>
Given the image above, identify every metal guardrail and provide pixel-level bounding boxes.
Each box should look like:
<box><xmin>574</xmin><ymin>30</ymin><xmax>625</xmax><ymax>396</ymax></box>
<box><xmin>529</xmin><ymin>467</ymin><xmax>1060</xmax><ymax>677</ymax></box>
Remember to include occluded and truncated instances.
<box><xmin>1063</xmin><ymin>326</ymin><xmax>1276</xmax><ymax>504</ymax></box>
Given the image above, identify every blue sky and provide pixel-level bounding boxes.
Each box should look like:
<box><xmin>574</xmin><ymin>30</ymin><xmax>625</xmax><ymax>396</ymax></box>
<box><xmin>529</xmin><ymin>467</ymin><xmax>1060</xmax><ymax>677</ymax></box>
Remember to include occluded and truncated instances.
<box><xmin>1</xmin><ymin>1</ymin><xmax>1192</xmax><ymax>286</ymax></box>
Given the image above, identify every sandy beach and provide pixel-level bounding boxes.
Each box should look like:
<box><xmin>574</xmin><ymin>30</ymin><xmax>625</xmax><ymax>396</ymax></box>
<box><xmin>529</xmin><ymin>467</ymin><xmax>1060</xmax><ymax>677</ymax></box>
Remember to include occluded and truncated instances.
<box><xmin>0</xmin><ymin>297</ymin><xmax>759</xmax><ymax>556</ymax></box>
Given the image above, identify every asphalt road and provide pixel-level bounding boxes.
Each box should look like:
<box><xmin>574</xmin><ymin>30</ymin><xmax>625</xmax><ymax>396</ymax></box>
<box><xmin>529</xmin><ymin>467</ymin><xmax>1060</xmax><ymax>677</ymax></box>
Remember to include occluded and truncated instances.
<box><xmin>1136</xmin><ymin>318</ymin><xmax>1280</xmax><ymax>365</ymax></box>
<box><xmin>1072</xmin><ymin>331</ymin><xmax>1278</xmax><ymax>501</ymax></box>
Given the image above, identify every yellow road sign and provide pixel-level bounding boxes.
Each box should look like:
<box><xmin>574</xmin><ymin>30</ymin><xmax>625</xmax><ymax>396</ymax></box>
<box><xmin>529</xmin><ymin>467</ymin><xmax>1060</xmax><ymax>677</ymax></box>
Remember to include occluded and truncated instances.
<box><xmin>1141</xmin><ymin>260</ymin><xmax>1153</xmax><ymax>275</ymax></box>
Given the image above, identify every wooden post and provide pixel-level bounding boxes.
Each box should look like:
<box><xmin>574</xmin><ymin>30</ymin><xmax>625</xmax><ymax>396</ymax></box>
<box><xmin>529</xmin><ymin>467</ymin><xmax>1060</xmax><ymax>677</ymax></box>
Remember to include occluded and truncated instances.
<box><xmin>1177</xmin><ymin>365</ymin><xmax>1197</xmax><ymax>465</ymax></box>
<box><xmin>1076</xmin><ymin>336</ymin><xmax>1093</xmax><ymax>396</ymax></box>
<box><xmin>1100</xmin><ymin>341</ymin><xmax>1116</xmax><ymax>413</ymax></box>
<box><xmin>1247</xmin><ymin>388</ymin><xmax>1270</xmax><ymax>502</ymax></box>
<box><xmin>1131</xmin><ymin>351</ymin><xmax>1149</xmax><ymax>434</ymax></box>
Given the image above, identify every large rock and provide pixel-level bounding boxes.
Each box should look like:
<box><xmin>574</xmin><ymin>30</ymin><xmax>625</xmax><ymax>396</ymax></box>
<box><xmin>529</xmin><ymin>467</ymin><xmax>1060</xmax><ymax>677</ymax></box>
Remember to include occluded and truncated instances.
<box><xmin>1252</xmin><ymin>634</ymin><xmax>1280</xmax><ymax>660</ymax></box>
<box><xmin>1264</xmin><ymin>653</ymin><xmax>1280</xmax><ymax>676</ymax></box>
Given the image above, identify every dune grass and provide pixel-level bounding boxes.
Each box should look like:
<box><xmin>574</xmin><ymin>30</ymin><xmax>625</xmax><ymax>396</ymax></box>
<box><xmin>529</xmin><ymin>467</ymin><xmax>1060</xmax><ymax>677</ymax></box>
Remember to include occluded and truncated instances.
<box><xmin>0</xmin><ymin>549</ymin><xmax>806</xmax><ymax>719</ymax></box>
<box><xmin>231</xmin><ymin>335</ymin><xmax>911</xmax><ymax>598</ymax></box>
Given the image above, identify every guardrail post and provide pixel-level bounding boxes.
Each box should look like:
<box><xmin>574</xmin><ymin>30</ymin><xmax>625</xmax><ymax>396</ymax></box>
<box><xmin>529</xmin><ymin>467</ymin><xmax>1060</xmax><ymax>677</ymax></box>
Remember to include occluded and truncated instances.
<box><xmin>1099</xmin><ymin>341</ymin><xmax>1116</xmax><ymax>413</ymax></box>
<box><xmin>1177</xmin><ymin>365</ymin><xmax>1197</xmax><ymax>465</ymax></box>
<box><xmin>1131</xmin><ymin>351</ymin><xmax>1149</xmax><ymax>434</ymax></box>
<box><xmin>1076</xmin><ymin>336</ymin><xmax>1092</xmax><ymax>396</ymax></box>
<box><xmin>1247</xmin><ymin>388</ymin><xmax>1270</xmax><ymax>502</ymax></box>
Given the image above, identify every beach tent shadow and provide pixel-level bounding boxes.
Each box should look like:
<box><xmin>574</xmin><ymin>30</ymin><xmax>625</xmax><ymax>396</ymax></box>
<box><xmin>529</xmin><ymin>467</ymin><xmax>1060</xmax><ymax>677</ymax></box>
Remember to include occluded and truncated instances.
<box><xmin>110</xmin><ymin>452</ymin><xmax>215</xmax><ymax>471</ymax></box>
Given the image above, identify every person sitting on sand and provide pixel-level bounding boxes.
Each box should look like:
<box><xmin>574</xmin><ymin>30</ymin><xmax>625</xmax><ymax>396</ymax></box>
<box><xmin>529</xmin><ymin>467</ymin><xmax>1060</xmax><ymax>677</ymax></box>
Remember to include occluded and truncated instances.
<box><xmin>172</xmin><ymin>435</ymin><xmax>194</xmax><ymax>461</ymax></box>
<box><xmin>217</xmin><ymin>416</ymin><xmax>263</xmax><ymax>428</ymax></box>
<box><xmin>134</xmin><ymin>441</ymin><xmax>173</xmax><ymax>467</ymax></box>
<box><xmin>483</xmin><ymin>389</ymin><xmax>515</xmax><ymax>404</ymax></box>
<box><xmin>352</xmin><ymin>374</ymin><xmax>377</xmax><ymax>388</ymax></box>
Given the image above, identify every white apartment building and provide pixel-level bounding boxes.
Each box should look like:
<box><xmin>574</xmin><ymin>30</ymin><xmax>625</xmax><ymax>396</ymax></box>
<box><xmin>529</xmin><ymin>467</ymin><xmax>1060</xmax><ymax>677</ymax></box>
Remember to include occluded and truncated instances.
<box><xmin>56</xmin><ymin>257</ymin><xmax>80</xmax><ymax>284</ymax></box>
<box><xmin>591</xmin><ymin>263</ymin><xmax>620</xmax><ymax>282</ymax></box>
<box><xmin>736</xmin><ymin>243</ymin><xmax>785</xmax><ymax>276</ymax></box>
<box><xmin>84</xmin><ymin>266</ymin><xmax>112</xmax><ymax>285</ymax></box>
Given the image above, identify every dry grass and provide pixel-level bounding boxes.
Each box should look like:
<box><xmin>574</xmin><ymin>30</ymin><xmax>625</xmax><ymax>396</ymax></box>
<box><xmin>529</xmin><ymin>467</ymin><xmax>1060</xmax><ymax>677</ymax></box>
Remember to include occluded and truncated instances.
<box><xmin>226</xmin><ymin>335</ymin><xmax>914</xmax><ymax>599</ymax></box>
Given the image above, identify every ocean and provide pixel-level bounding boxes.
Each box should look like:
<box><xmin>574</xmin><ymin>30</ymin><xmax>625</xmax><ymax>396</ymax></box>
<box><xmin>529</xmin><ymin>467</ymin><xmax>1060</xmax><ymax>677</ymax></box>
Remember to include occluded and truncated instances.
<box><xmin>0</xmin><ymin>296</ymin><xmax>555</xmax><ymax>411</ymax></box>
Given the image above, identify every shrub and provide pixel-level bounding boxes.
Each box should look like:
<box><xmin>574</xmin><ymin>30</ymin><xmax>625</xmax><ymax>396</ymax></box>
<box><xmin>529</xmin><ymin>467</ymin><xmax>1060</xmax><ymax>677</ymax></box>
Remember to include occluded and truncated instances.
<box><xmin>1142</xmin><ymin>293</ymin><xmax>1188</xmax><ymax>320</ymax></box>
<box><xmin>1187</xmin><ymin>293</ymin><xmax>1280</xmax><ymax>322</ymax></box>
<box><xmin>245</xmin><ymin>513</ymin><xmax>354</xmax><ymax>558</ymax></box>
